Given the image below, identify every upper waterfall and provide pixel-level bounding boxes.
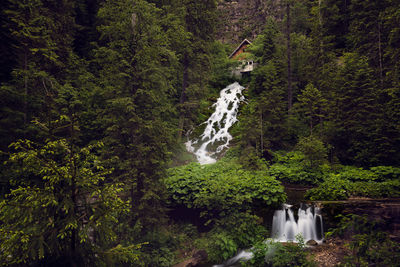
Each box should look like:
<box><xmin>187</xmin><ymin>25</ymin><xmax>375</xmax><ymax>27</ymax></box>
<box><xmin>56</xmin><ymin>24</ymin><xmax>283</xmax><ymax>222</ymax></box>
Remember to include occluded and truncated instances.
<box><xmin>186</xmin><ymin>82</ymin><xmax>245</xmax><ymax>164</ymax></box>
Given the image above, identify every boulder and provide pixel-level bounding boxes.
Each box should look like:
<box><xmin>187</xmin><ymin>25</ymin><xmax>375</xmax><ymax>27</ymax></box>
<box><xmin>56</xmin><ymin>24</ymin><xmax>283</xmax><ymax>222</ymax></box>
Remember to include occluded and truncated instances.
<box><xmin>306</xmin><ymin>239</ymin><xmax>318</xmax><ymax>246</ymax></box>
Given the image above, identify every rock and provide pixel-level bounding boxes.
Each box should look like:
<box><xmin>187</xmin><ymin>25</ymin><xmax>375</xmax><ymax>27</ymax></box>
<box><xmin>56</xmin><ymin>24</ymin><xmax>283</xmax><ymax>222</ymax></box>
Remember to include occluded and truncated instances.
<box><xmin>216</xmin><ymin>0</ymin><xmax>282</xmax><ymax>44</ymax></box>
<box><xmin>306</xmin><ymin>239</ymin><xmax>318</xmax><ymax>246</ymax></box>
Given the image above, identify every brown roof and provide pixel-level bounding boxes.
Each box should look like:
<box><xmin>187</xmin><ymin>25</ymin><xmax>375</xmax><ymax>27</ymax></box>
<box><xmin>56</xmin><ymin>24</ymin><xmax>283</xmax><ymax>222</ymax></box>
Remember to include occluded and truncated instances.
<box><xmin>229</xmin><ymin>39</ymin><xmax>252</xmax><ymax>59</ymax></box>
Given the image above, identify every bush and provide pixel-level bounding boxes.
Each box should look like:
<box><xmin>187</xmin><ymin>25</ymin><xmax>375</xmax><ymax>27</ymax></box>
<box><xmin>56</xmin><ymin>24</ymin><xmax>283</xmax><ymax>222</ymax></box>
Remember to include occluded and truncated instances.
<box><xmin>296</xmin><ymin>136</ymin><xmax>328</xmax><ymax>169</ymax></box>
<box><xmin>243</xmin><ymin>236</ymin><xmax>316</xmax><ymax>267</ymax></box>
<box><xmin>336</xmin><ymin>166</ymin><xmax>379</xmax><ymax>182</ymax></box>
<box><xmin>165</xmin><ymin>158</ymin><xmax>286</xmax><ymax>220</ymax></box>
<box><xmin>215</xmin><ymin>212</ymin><xmax>268</xmax><ymax>248</ymax></box>
<box><xmin>267</xmin><ymin>151</ymin><xmax>328</xmax><ymax>185</ymax></box>
<box><xmin>205</xmin><ymin>231</ymin><xmax>238</xmax><ymax>263</ymax></box>
<box><xmin>267</xmin><ymin>163</ymin><xmax>324</xmax><ymax>185</ymax></box>
<box><xmin>370</xmin><ymin>166</ymin><xmax>400</xmax><ymax>181</ymax></box>
<box><xmin>305</xmin><ymin>166</ymin><xmax>400</xmax><ymax>200</ymax></box>
<box><xmin>269</xmin><ymin>242</ymin><xmax>316</xmax><ymax>267</ymax></box>
<box><xmin>305</xmin><ymin>174</ymin><xmax>351</xmax><ymax>200</ymax></box>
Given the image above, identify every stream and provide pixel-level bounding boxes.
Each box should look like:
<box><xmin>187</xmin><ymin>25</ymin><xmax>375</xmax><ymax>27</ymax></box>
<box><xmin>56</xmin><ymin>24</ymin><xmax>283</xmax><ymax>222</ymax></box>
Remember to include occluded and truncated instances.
<box><xmin>186</xmin><ymin>83</ymin><xmax>325</xmax><ymax>266</ymax></box>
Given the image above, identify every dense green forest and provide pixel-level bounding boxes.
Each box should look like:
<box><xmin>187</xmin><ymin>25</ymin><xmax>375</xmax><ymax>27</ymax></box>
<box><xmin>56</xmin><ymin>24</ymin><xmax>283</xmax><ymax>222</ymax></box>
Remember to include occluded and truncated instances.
<box><xmin>0</xmin><ymin>0</ymin><xmax>399</xmax><ymax>266</ymax></box>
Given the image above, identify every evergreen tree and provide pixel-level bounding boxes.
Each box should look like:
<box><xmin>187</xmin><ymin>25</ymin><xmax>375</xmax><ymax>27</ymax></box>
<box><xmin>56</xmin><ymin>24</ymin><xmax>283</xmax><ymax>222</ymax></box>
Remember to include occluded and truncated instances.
<box><xmin>295</xmin><ymin>83</ymin><xmax>327</xmax><ymax>135</ymax></box>
<box><xmin>0</xmin><ymin>138</ymin><xmax>135</xmax><ymax>266</ymax></box>
<box><xmin>347</xmin><ymin>0</ymin><xmax>390</xmax><ymax>87</ymax></box>
<box><xmin>331</xmin><ymin>53</ymin><xmax>380</xmax><ymax>166</ymax></box>
<box><xmin>95</xmin><ymin>0</ymin><xmax>176</xmax><ymax>230</ymax></box>
<box><xmin>0</xmin><ymin>0</ymin><xmax>76</xmax><ymax>146</ymax></box>
<box><xmin>176</xmin><ymin>0</ymin><xmax>217</xmax><ymax>141</ymax></box>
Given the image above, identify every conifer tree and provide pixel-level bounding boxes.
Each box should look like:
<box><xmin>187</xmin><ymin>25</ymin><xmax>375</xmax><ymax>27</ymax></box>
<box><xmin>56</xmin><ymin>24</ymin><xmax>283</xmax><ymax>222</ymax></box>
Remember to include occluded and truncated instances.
<box><xmin>176</xmin><ymin>0</ymin><xmax>217</xmax><ymax>141</ymax></box>
<box><xmin>332</xmin><ymin>53</ymin><xmax>380</xmax><ymax>165</ymax></box>
<box><xmin>0</xmin><ymin>138</ymin><xmax>133</xmax><ymax>266</ymax></box>
<box><xmin>295</xmin><ymin>83</ymin><xmax>327</xmax><ymax>135</ymax></box>
<box><xmin>96</xmin><ymin>0</ymin><xmax>176</xmax><ymax>230</ymax></box>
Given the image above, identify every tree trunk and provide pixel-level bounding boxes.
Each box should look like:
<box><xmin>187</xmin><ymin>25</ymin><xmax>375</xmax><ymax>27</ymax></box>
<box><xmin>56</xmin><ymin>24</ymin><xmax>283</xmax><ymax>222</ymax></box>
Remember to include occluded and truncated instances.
<box><xmin>286</xmin><ymin>1</ymin><xmax>292</xmax><ymax>113</ymax></box>
<box><xmin>318</xmin><ymin>0</ymin><xmax>324</xmax><ymax>56</ymax></box>
<box><xmin>130</xmin><ymin>183</ymin><xmax>135</xmax><ymax>219</ymax></box>
<box><xmin>378</xmin><ymin>21</ymin><xmax>384</xmax><ymax>89</ymax></box>
<box><xmin>24</xmin><ymin>47</ymin><xmax>28</xmax><ymax>128</ymax></box>
<box><xmin>260</xmin><ymin>109</ymin><xmax>263</xmax><ymax>155</ymax></box>
<box><xmin>136</xmin><ymin>174</ymin><xmax>144</xmax><ymax>206</ymax></box>
<box><xmin>177</xmin><ymin>53</ymin><xmax>189</xmax><ymax>141</ymax></box>
<box><xmin>70</xmin><ymin>122</ymin><xmax>77</xmax><ymax>256</ymax></box>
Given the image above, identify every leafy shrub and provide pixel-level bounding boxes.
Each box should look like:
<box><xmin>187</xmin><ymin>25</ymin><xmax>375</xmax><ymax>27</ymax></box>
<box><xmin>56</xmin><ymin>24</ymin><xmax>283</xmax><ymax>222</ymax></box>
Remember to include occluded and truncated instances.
<box><xmin>336</xmin><ymin>166</ymin><xmax>379</xmax><ymax>182</ymax></box>
<box><xmin>243</xmin><ymin>236</ymin><xmax>316</xmax><ymax>267</ymax></box>
<box><xmin>194</xmin><ymin>230</ymin><xmax>238</xmax><ymax>263</ymax></box>
<box><xmin>165</xmin><ymin>158</ymin><xmax>284</xmax><ymax>261</ymax></box>
<box><xmin>243</xmin><ymin>240</ymin><xmax>272</xmax><ymax>267</ymax></box>
<box><xmin>305</xmin><ymin>174</ymin><xmax>351</xmax><ymax>200</ymax></box>
<box><xmin>267</xmin><ymin>163</ymin><xmax>324</xmax><ymax>185</ymax></box>
<box><xmin>272</xmin><ymin>150</ymin><xmax>307</xmax><ymax>164</ymax></box>
<box><xmin>305</xmin><ymin>166</ymin><xmax>400</xmax><ymax>200</ymax></box>
<box><xmin>210</xmin><ymin>232</ymin><xmax>238</xmax><ymax>262</ymax></box>
<box><xmin>369</xmin><ymin>166</ymin><xmax>400</xmax><ymax>181</ymax></box>
<box><xmin>165</xmin><ymin>158</ymin><xmax>286</xmax><ymax>219</ymax></box>
<box><xmin>269</xmin><ymin>242</ymin><xmax>316</xmax><ymax>267</ymax></box>
<box><xmin>267</xmin><ymin>151</ymin><xmax>328</xmax><ymax>185</ymax></box>
<box><xmin>215</xmin><ymin>212</ymin><xmax>268</xmax><ymax>248</ymax></box>
<box><xmin>348</xmin><ymin>182</ymin><xmax>383</xmax><ymax>198</ymax></box>
<box><xmin>347</xmin><ymin>181</ymin><xmax>400</xmax><ymax>198</ymax></box>
<box><xmin>377</xmin><ymin>180</ymin><xmax>400</xmax><ymax>197</ymax></box>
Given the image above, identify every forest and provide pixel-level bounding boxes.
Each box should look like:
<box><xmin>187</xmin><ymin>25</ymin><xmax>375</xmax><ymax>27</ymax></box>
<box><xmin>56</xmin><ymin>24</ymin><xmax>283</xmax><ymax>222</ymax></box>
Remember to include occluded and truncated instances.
<box><xmin>0</xmin><ymin>0</ymin><xmax>399</xmax><ymax>266</ymax></box>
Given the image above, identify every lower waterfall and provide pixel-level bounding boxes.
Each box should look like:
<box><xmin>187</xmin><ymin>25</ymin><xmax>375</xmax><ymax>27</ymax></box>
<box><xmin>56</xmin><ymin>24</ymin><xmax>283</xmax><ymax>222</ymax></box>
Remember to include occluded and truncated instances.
<box><xmin>213</xmin><ymin>204</ymin><xmax>324</xmax><ymax>267</ymax></box>
<box><xmin>272</xmin><ymin>204</ymin><xmax>324</xmax><ymax>243</ymax></box>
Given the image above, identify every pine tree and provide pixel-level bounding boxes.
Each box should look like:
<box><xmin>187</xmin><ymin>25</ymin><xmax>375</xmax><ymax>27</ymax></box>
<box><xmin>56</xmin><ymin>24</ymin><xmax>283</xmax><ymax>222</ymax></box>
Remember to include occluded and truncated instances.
<box><xmin>295</xmin><ymin>83</ymin><xmax>327</xmax><ymax>135</ymax></box>
<box><xmin>176</xmin><ymin>0</ymin><xmax>217</xmax><ymax>141</ymax></box>
<box><xmin>95</xmin><ymin>0</ymin><xmax>176</xmax><ymax>230</ymax></box>
<box><xmin>0</xmin><ymin>138</ymin><xmax>133</xmax><ymax>266</ymax></box>
<box><xmin>332</xmin><ymin>53</ymin><xmax>380</xmax><ymax>166</ymax></box>
<box><xmin>0</xmin><ymin>0</ymin><xmax>76</xmax><ymax>144</ymax></box>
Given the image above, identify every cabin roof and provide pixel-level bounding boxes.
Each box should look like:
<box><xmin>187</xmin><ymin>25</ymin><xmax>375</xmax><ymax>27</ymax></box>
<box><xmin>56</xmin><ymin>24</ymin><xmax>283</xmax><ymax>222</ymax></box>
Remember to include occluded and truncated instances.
<box><xmin>229</xmin><ymin>38</ymin><xmax>252</xmax><ymax>59</ymax></box>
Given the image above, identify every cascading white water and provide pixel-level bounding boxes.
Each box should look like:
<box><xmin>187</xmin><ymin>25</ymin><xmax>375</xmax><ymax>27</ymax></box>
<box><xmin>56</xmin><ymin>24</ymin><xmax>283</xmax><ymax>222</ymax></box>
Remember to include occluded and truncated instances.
<box><xmin>213</xmin><ymin>205</ymin><xmax>324</xmax><ymax>267</ymax></box>
<box><xmin>186</xmin><ymin>82</ymin><xmax>245</xmax><ymax>164</ymax></box>
<box><xmin>272</xmin><ymin>204</ymin><xmax>324</xmax><ymax>243</ymax></box>
<box><xmin>213</xmin><ymin>250</ymin><xmax>254</xmax><ymax>267</ymax></box>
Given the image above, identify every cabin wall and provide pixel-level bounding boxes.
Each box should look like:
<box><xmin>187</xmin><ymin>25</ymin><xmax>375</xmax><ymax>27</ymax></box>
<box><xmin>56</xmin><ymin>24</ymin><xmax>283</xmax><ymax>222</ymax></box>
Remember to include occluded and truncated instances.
<box><xmin>231</xmin><ymin>44</ymin><xmax>249</xmax><ymax>60</ymax></box>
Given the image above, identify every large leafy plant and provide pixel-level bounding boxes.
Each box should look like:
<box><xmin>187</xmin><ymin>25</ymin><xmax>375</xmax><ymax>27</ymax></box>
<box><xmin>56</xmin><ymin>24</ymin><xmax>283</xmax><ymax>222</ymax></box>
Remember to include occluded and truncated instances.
<box><xmin>165</xmin><ymin>158</ymin><xmax>286</xmax><ymax>219</ymax></box>
<box><xmin>305</xmin><ymin>166</ymin><xmax>400</xmax><ymax>200</ymax></box>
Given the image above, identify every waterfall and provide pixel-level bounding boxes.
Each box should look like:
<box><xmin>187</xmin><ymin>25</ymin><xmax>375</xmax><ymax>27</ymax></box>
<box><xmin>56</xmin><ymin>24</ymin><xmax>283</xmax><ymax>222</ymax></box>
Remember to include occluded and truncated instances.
<box><xmin>186</xmin><ymin>82</ymin><xmax>245</xmax><ymax>164</ymax></box>
<box><xmin>272</xmin><ymin>204</ymin><xmax>324</xmax><ymax>243</ymax></box>
<box><xmin>213</xmin><ymin>205</ymin><xmax>324</xmax><ymax>266</ymax></box>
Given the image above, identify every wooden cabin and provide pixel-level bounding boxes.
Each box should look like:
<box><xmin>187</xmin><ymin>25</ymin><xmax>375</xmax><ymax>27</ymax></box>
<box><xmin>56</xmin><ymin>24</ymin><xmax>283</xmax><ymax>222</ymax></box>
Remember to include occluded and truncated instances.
<box><xmin>229</xmin><ymin>38</ymin><xmax>256</xmax><ymax>78</ymax></box>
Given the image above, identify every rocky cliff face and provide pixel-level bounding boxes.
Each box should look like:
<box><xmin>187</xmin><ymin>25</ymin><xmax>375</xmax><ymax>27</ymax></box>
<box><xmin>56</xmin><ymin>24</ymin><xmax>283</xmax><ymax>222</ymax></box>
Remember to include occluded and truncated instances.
<box><xmin>216</xmin><ymin>0</ymin><xmax>283</xmax><ymax>45</ymax></box>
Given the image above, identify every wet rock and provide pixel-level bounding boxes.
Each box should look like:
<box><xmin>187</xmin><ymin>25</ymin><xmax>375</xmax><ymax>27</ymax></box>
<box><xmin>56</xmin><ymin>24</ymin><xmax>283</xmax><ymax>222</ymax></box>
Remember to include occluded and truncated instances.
<box><xmin>306</xmin><ymin>240</ymin><xmax>318</xmax><ymax>246</ymax></box>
